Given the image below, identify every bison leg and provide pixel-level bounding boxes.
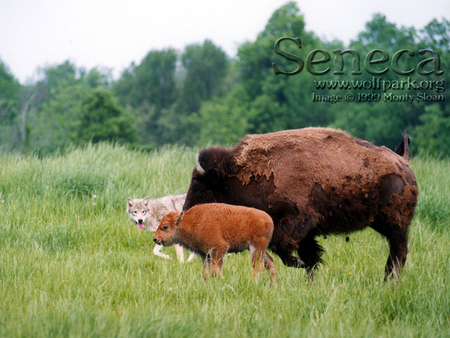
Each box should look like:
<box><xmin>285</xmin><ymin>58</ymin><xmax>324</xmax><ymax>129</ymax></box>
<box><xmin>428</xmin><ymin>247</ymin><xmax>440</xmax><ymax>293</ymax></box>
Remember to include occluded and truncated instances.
<box><xmin>385</xmin><ymin>242</ymin><xmax>408</xmax><ymax>280</ymax></box>
<box><xmin>270</xmin><ymin>234</ymin><xmax>304</xmax><ymax>268</ymax></box>
<box><xmin>370</xmin><ymin>219</ymin><xmax>408</xmax><ymax>280</ymax></box>
<box><xmin>297</xmin><ymin>234</ymin><xmax>325</xmax><ymax>279</ymax></box>
<box><xmin>270</xmin><ymin>248</ymin><xmax>304</xmax><ymax>268</ymax></box>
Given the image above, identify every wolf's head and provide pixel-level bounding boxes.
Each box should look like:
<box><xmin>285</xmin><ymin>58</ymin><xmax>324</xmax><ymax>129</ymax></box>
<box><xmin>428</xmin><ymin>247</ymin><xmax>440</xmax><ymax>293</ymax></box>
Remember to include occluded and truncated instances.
<box><xmin>127</xmin><ymin>197</ymin><xmax>150</xmax><ymax>231</ymax></box>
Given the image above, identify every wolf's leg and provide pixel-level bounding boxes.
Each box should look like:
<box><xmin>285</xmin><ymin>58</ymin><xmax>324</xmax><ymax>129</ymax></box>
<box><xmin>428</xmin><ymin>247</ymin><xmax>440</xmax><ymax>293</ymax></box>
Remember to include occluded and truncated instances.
<box><xmin>186</xmin><ymin>251</ymin><xmax>196</xmax><ymax>263</ymax></box>
<box><xmin>174</xmin><ymin>244</ymin><xmax>185</xmax><ymax>263</ymax></box>
<box><xmin>153</xmin><ymin>244</ymin><xmax>172</xmax><ymax>260</ymax></box>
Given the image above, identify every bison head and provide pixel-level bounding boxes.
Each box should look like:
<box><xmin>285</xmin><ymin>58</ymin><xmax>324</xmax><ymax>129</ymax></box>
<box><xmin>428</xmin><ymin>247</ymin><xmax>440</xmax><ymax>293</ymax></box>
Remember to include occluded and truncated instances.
<box><xmin>183</xmin><ymin>147</ymin><xmax>236</xmax><ymax>210</ymax></box>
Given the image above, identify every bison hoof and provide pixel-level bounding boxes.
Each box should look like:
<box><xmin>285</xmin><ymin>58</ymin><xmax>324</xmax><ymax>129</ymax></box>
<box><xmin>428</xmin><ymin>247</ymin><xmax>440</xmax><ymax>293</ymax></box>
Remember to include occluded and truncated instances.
<box><xmin>296</xmin><ymin>257</ymin><xmax>306</xmax><ymax>268</ymax></box>
<box><xmin>287</xmin><ymin>256</ymin><xmax>305</xmax><ymax>268</ymax></box>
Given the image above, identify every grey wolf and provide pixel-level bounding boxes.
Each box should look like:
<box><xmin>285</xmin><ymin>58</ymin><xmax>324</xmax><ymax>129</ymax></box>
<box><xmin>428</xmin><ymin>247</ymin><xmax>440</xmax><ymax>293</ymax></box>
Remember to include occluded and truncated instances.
<box><xmin>127</xmin><ymin>194</ymin><xmax>195</xmax><ymax>262</ymax></box>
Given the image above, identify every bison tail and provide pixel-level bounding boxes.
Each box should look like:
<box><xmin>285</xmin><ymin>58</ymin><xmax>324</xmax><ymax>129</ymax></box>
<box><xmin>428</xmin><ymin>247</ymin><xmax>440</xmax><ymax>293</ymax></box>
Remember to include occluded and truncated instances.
<box><xmin>394</xmin><ymin>131</ymin><xmax>411</xmax><ymax>162</ymax></box>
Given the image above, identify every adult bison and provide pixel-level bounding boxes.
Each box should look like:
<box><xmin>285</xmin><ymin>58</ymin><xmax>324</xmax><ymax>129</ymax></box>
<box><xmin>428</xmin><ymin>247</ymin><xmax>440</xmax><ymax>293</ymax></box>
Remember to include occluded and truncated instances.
<box><xmin>183</xmin><ymin>127</ymin><xmax>418</xmax><ymax>279</ymax></box>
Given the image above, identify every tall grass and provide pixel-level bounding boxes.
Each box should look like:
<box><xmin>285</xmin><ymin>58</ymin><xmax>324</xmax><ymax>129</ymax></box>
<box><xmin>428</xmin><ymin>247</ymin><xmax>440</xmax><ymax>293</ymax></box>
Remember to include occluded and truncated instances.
<box><xmin>0</xmin><ymin>144</ymin><xmax>448</xmax><ymax>337</ymax></box>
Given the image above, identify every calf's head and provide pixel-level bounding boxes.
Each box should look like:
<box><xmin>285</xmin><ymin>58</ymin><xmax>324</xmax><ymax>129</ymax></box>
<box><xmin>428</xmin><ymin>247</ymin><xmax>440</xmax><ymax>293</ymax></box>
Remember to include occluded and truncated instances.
<box><xmin>153</xmin><ymin>211</ymin><xmax>182</xmax><ymax>246</ymax></box>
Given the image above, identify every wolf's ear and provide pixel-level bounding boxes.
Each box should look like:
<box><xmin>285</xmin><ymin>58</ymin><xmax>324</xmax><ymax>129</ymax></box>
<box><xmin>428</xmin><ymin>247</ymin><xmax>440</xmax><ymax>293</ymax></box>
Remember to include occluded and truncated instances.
<box><xmin>127</xmin><ymin>198</ymin><xmax>133</xmax><ymax>211</ymax></box>
<box><xmin>143</xmin><ymin>196</ymin><xmax>149</xmax><ymax>206</ymax></box>
<box><xmin>174</xmin><ymin>211</ymin><xmax>184</xmax><ymax>227</ymax></box>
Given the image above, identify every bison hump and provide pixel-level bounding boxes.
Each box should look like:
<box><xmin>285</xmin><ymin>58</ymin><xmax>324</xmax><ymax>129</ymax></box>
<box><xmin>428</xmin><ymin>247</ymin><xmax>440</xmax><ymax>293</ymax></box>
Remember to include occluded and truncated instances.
<box><xmin>233</xmin><ymin>128</ymin><xmax>410</xmax><ymax>192</ymax></box>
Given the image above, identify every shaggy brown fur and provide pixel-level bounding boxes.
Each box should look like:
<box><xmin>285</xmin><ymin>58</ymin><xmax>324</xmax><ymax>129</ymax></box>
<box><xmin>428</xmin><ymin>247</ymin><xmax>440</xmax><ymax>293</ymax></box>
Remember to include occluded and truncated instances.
<box><xmin>153</xmin><ymin>203</ymin><xmax>277</xmax><ymax>284</ymax></box>
<box><xmin>183</xmin><ymin>127</ymin><xmax>418</xmax><ymax>279</ymax></box>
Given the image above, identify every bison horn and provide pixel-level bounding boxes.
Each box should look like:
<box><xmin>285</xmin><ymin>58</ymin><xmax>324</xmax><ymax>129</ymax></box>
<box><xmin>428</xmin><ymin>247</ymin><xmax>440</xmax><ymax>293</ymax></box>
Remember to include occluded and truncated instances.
<box><xmin>195</xmin><ymin>153</ymin><xmax>205</xmax><ymax>175</ymax></box>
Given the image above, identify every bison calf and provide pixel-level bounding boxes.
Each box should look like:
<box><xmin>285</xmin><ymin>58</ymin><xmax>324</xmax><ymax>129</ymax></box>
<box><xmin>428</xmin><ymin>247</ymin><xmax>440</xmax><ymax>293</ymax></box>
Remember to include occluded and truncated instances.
<box><xmin>153</xmin><ymin>203</ymin><xmax>277</xmax><ymax>284</ymax></box>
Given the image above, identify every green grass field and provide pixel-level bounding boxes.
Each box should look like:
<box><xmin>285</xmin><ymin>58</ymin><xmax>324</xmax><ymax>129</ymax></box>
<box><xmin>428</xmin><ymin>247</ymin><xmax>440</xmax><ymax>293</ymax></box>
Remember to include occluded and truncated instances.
<box><xmin>0</xmin><ymin>143</ymin><xmax>448</xmax><ymax>337</ymax></box>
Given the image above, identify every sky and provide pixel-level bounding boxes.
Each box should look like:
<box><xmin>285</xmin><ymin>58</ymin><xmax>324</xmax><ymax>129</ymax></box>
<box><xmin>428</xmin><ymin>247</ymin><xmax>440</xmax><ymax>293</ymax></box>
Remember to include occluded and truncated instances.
<box><xmin>0</xmin><ymin>0</ymin><xmax>448</xmax><ymax>83</ymax></box>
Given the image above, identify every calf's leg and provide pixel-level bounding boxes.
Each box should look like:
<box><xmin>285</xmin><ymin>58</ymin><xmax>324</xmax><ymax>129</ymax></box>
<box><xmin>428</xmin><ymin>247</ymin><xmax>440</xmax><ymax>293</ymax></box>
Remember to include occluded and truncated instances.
<box><xmin>264</xmin><ymin>252</ymin><xmax>277</xmax><ymax>285</ymax></box>
<box><xmin>201</xmin><ymin>255</ymin><xmax>211</xmax><ymax>281</ymax></box>
<box><xmin>250</xmin><ymin>245</ymin><xmax>265</xmax><ymax>279</ymax></box>
<box><xmin>250</xmin><ymin>243</ymin><xmax>277</xmax><ymax>284</ymax></box>
<box><xmin>208</xmin><ymin>246</ymin><xmax>227</xmax><ymax>279</ymax></box>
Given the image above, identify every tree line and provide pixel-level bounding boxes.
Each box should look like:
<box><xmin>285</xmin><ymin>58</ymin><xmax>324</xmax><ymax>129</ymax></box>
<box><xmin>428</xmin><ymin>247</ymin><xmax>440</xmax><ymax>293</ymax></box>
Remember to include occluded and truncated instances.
<box><xmin>1</xmin><ymin>2</ymin><xmax>449</xmax><ymax>156</ymax></box>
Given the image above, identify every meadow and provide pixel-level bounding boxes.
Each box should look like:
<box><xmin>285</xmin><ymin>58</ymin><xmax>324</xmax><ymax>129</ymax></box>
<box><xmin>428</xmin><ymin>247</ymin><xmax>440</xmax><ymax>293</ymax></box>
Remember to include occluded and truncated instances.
<box><xmin>0</xmin><ymin>143</ymin><xmax>448</xmax><ymax>337</ymax></box>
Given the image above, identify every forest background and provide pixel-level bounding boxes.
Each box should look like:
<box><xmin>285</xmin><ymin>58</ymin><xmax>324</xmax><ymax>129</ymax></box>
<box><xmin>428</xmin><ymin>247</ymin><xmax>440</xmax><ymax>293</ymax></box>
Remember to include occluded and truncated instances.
<box><xmin>1</xmin><ymin>2</ymin><xmax>449</xmax><ymax>156</ymax></box>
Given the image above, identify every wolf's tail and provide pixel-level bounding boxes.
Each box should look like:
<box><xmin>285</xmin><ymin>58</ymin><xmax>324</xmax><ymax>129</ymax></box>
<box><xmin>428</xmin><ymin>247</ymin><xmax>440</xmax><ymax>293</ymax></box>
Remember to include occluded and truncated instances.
<box><xmin>394</xmin><ymin>131</ymin><xmax>411</xmax><ymax>162</ymax></box>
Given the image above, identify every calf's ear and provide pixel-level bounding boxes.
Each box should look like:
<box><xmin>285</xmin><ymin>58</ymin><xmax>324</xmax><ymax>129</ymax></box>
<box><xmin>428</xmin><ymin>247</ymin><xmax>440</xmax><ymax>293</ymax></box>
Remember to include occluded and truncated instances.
<box><xmin>175</xmin><ymin>211</ymin><xmax>184</xmax><ymax>227</ymax></box>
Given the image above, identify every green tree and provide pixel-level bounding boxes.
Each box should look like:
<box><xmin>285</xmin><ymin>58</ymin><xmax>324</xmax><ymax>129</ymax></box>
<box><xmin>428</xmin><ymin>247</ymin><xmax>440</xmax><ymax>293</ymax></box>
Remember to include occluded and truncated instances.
<box><xmin>114</xmin><ymin>49</ymin><xmax>178</xmax><ymax>147</ymax></box>
<box><xmin>85</xmin><ymin>67</ymin><xmax>113</xmax><ymax>89</ymax></box>
<box><xmin>76</xmin><ymin>88</ymin><xmax>138</xmax><ymax>144</ymax></box>
<box><xmin>236</xmin><ymin>2</ymin><xmax>330</xmax><ymax>134</ymax></box>
<box><xmin>0</xmin><ymin>59</ymin><xmax>20</xmax><ymax>110</ymax></box>
<box><xmin>330</xmin><ymin>15</ymin><xmax>449</xmax><ymax>150</ymax></box>
<box><xmin>26</xmin><ymin>62</ymin><xmax>115</xmax><ymax>152</ymax></box>
<box><xmin>419</xmin><ymin>18</ymin><xmax>449</xmax><ymax>51</ymax></box>
<box><xmin>413</xmin><ymin>104</ymin><xmax>450</xmax><ymax>157</ymax></box>
<box><xmin>30</xmin><ymin>84</ymin><xmax>87</xmax><ymax>151</ymax></box>
<box><xmin>39</xmin><ymin>61</ymin><xmax>80</xmax><ymax>100</ymax></box>
<box><xmin>237</xmin><ymin>1</ymin><xmax>307</xmax><ymax>100</ymax></box>
<box><xmin>178</xmin><ymin>40</ymin><xmax>229</xmax><ymax>114</ymax></box>
<box><xmin>115</xmin><ymin>49</ymin><xmax>177</xmax><ymax>110</ymax></box>
<box><xmin>354</xmin><ymin>14</ymin><xmax>417</xmax><ymax>51</ymax></box>
<box><xmin>195</xmin><ymin>93</ymin><xmax>249</xmax><ymax>146</ymax></box>
<box><xmin>0</xmin><ymin>59</ymin><xmax>21</xmax><ymax>148</ymax></box>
